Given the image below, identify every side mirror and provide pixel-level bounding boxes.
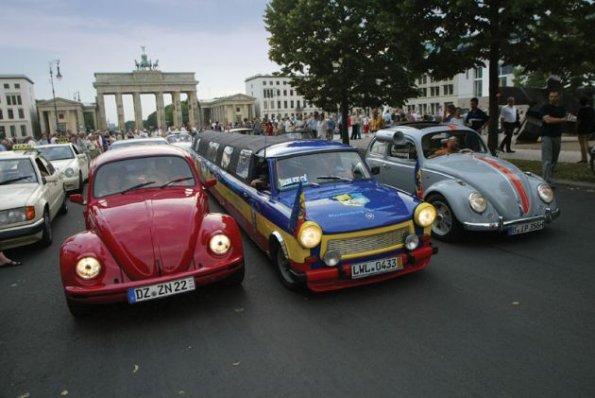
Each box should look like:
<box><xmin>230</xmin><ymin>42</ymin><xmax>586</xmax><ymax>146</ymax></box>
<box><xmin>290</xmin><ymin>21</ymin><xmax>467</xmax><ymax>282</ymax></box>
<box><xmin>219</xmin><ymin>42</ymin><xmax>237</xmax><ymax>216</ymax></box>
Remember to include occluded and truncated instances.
<box><xmin>69</xmin><ymin>194</ymin><xmax>86</xmax><ymax>205</ymax></box>
<box><xmin>204</xmin><ymin>178</ymin><xmax>217</xmax><ymax>188</ymax></box>
<box><xmin>371</xmin><ymin>166</ymin><xmax>380</xmax><ymax>175</ymax></box>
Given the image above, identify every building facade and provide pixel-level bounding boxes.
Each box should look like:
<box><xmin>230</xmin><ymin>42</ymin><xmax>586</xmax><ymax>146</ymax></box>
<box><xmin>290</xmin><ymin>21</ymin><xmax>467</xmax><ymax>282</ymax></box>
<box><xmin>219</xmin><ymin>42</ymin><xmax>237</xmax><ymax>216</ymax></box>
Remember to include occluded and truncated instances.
<box><xmin>0</xmin><ymin>75</ymin><xmax>39</xmax><ymax>139</ymax></box>
<box><xmin>404</xmin><ymin>62</ymin><xmax>515</xmax><ymax>118</ymax></box>
<box><xmin>199</xmin><ymin>94</ymin><xmax>256</xmax><ymax>127</ymax></box>
<box><xmin>245</xmin><ymin>74</ymin><xmax>321</xmax><ymax>119</ymax></box>
<box><xmin>37</xmin><ymin>97</ymin><xmax>97</xmax><ymax>135</ymax></box>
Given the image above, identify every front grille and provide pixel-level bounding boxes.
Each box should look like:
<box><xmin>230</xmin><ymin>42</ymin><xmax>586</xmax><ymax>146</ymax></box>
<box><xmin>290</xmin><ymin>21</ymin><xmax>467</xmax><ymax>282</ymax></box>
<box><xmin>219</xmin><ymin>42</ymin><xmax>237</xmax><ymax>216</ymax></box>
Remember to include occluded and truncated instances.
<box><xmin>326</xmin><ymin>226</ymin><xmax>410</xmax><ymax>257</ymax></box>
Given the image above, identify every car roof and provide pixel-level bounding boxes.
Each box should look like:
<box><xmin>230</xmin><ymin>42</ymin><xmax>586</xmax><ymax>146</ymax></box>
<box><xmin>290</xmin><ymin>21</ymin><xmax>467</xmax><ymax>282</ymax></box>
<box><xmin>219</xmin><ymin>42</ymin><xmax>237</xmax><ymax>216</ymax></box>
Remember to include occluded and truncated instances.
<box><xmin>93</xmin><ymin>144</ymin><xmax>190</xmax><ymax>168</ymax></box>
<box><xmin>111</xmin><ymin>137</ymin><xmax>168</xmax><ymax>145</ymax></box>
<box><xmin>0</xmin><ymin>150</ymin><xmax>37</xmax><ymax>159</ymax></box>
<box><xmin>35</xmin><ymin>143</ymin><xmax>73</xmax><ymax>149</ymax></box>
<box><xmin>376</xmin><ymin>122</ymin><xmax>477</xmax><ymax>141</ymax></box>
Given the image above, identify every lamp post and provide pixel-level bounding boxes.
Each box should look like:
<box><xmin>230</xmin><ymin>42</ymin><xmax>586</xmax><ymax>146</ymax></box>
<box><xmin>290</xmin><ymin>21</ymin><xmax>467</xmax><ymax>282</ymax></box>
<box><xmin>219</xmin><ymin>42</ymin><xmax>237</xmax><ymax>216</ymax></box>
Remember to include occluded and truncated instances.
<box><xmin>49</xmin><ymin>59</ymin><xmax>62</xmax><ymax>135</ymax></box>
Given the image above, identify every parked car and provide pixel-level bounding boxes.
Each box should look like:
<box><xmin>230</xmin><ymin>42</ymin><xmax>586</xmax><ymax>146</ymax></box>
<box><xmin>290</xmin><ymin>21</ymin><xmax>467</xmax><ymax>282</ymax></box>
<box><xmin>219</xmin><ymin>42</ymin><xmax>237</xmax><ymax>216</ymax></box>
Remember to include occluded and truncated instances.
<box><xmin>0</xmin><ymin>146</ymin><xmax>67</xmax><ymax>249</ymax></box>
<box><xmin>193</xmin><ymin>131</ymin><xmax>438</xmax><ymax>292</ymax></box>
<box><xmin>166</xmin><ymin>131</ymin><xmax>193</xmax><ymax>152</ymax></box>
<box><xmin>36</xmin><ymin>143</ymin><xmax>89</xmax><ymax>193</ymax></box>
<box><xmin>60</xmin><ymin>144</ymin><xmax>244</xmax><ymax>317</ymax></box>
<box><xmin>108</xmin><ymin>137</ymin><xmax>168</xmax><ymax>150</ymax></box>
<box><xmin>365</xmin><ymin>122</ymin><xmax>560</xmax><ymax>241</ymax></box>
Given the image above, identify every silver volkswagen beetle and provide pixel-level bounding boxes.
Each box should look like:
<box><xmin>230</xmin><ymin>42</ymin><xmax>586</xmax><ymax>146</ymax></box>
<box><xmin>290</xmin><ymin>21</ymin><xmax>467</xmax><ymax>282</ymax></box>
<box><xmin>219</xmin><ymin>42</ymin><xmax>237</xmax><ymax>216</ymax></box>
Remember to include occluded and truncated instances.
<box><xmin>365</xmin><ymin>122</ymin><xmax>560</xmax><ymax>241</ymax></box>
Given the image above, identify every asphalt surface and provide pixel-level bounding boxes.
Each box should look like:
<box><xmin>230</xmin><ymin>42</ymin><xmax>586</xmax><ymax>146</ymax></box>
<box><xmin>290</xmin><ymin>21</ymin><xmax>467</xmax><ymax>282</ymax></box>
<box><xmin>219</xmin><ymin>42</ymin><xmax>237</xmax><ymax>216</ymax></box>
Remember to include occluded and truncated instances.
<box><xmin>1</xmin><ymin>184</ymin><xmax>595</xmax><ymax>397</ymax></box>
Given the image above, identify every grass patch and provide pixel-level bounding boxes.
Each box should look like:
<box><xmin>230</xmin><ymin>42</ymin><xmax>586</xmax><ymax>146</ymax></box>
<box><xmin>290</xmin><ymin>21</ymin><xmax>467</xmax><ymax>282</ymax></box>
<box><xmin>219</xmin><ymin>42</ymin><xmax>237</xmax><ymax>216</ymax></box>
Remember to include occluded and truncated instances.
<box><xmin>506</xmin><ymin>159</ymin><xmax>595</xmax><ymax>184</ymax></box>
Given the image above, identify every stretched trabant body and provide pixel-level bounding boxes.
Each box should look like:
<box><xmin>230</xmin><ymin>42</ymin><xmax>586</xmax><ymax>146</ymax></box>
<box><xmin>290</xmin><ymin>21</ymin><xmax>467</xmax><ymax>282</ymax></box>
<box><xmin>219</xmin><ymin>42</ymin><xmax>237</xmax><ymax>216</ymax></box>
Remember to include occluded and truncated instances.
<box><xmin>193</xmin><ymin>131</ymin><xmax>438</xmax><ymax>292</ymax></box>
<box><xmin>366</xmin><ymin>122</ymin><xmax>560</xmax><ymax>241</ymax></box>
<box><xmin>60</xmin><ymin>145</ymin><xmax>244</xmax><ymax>317</ymax></box>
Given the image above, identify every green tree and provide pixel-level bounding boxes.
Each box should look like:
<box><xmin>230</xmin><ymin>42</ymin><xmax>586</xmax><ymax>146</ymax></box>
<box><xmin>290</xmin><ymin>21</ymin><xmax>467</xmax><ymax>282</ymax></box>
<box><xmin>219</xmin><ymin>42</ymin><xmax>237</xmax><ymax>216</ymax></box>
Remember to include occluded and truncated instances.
<box><xmin>385</xmin><ymin>0</ymin><xmax>594</xmax><ymax>154</ymax></box>
<box><xmin>512</xmin><ymin>67</ymin><xmax>548</xmax><ymax>88</ymax></box>
<box><xmin>145</xmin><ymin>100</ymin><xmax>189</xmax><ymax>130</ymax></box>
<box><xmin>265</xmin><ymin>0</ymin><xmax>421</xmax><ymax>144</ymax></box>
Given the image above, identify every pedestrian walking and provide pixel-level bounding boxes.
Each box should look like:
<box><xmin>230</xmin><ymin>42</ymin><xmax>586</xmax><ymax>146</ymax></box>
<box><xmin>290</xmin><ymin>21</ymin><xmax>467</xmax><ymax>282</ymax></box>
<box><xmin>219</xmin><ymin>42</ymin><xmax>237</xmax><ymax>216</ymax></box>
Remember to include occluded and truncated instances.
<box><xmin>576</xmin><ymin>96</ymin><xmax>594</xmax><ymax>164</ymax></box>
<box><xmin>499</xmin><ymin>97</ymin><xmax>518</xmax><ymax>153</ymax></box>
<box><xmin>465</xmin><ymin>97</ymin><xmax>489</xmax><ymax>133</ymax></box>
<box><xmin>540</xmin><ymin>90</ymin><xmax>568</xmax><ymax>185</ymax></box>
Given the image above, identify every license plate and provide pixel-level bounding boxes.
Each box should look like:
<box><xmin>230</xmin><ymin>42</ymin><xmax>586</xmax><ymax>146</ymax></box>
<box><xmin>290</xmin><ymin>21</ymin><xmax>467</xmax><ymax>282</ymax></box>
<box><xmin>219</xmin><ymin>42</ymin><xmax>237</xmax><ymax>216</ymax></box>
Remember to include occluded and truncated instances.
<box><xmin>351</xmin><ymin>256</ymin><xmax>403</xmax><ymax>279</ymax></box>
<box><xmin>127</xmin><ymin>277</ymin><xmax>195</xmax><ymax>303</ymax></box>
<box><xmin>508</xmin><ymin>220</ymin><xmax>545</xmax><ymax>235</ymax></box>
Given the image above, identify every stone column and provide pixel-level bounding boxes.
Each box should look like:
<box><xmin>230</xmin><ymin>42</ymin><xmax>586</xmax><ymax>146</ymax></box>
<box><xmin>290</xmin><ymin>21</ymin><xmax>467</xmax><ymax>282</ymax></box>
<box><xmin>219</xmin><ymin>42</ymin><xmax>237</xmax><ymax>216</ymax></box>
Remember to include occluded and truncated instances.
<box><xmin>172</xmin><ymin>91</ymin><xmax>182</xmax><ymax>128</ymax></box>
<box><xmin>77</xmin><ymin>108</ymin><xmax>85</xmax><ymax>133</ymax></box>
<box><xmin>133</xmin><ymin>92</ymin><xmax>143</xmax><ymax>130</ymax></box>
<box><xmin>116</xmin><ymin>93</ymin><xmax>126</xmax><ymax>132</ymax></box>
<box><xmin>187</xmin><ymin>91</ymin><xmax>197</xmax><ymax>128</ymax></box>
<box><xmin>97</xmin><ymin>94</ymin><xmax>107</xmax><ymax>131</ymax></box>
<box><xmin>39</xmin><ymin>110</ymin><xmax>48</xmax><ymax>135</ymax></box>
<box><xmin>155</xmin><ymin>92</ymin><xmax>165</xmax><ymax>130</ymax></box>
<box><xmin>48</xmin><ymin>110</ymin><xmax>56</xmax><ymax>135</ymax></box>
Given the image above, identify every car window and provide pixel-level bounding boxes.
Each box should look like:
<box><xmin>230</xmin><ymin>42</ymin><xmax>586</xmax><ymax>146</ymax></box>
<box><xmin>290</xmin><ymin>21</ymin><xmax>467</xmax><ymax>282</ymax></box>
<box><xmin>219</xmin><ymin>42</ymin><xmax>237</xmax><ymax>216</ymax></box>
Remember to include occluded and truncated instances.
<box><xmin>35</xmin><ymin>157</ymin><xmax>51</xmax><ymax>177</ymax></box>
<box><xmin>235</xmin><ymin>149</ymin><xmax>252</xmax><ymax>179</ymax></box>
<box><xmin>207</xmin><ymin>142</ymin><xmax>219</xmax><ymax>162</ymax></box>
<box><xmin>37</xmin><ymin>146</ymin><xmax>74</xmax><ymax>160</ymax></box>
<box><xmin>389</xmin><ymin>142</ymin><xmax>418</xmax><ymax>161</ymax></box>
<box><xmin>422</xmin><ymin>130</ymin><xmax>488</xmax><ymax>158</ymax></box>
<box><xmin>193</xmin><ymin>138</ymin><xmax>201</xmax><ymax>153</ymax></box>
<box><xmin>369</xmin><ymin>140</ymin><xmax>388</xmax><ymax>156</ymax></box>
<box><xmin>221</xmin><ymin>146</ymin><xmax>233</xmax><ymax>170</ymax></box>
<box><xmin>0</xmin><ymin>158</ymin><xmax>38</xmax><ymax>184</ymax></box>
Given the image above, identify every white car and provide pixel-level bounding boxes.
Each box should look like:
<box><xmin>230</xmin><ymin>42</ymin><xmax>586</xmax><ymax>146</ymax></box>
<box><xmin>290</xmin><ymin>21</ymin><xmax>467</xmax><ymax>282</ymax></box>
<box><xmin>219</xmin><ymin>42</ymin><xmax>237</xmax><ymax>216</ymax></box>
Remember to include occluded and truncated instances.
<box><xmin>36</xmin><ymin>143</ymin><xmax>89</xmax><ymax>193</ymax></box>
<box><xmin>165</xmin><ymin>131</ymin><xmax>193</xmax><ymax>152</ymax></box>
<box><xmin>0</xmin><ymin>148</ymin><xmax>67</xmax><ymax>249</ymax></box>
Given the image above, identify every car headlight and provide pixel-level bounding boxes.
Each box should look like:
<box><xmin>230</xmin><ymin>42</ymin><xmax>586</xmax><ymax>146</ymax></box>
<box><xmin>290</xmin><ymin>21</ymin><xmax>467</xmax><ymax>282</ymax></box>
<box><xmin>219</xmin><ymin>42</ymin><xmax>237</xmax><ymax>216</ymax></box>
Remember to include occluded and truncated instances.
<box><xmin>76</xmin><ymin>257</ymin><xmax>102</xmax><ymax>280</ymax></box>
<box><xmin>209</xmin><ymin>233</ymin><xmax>231</xmax><ymax>255</ymax></box>
<box><xmin>63</xmin><ymin>167</ymin><xmax>75</xmax><ymax>177</ymax></box>
<box><xmin>323</xmin><ymin>250</ymin><xmax>341</xmax><ymax>267</ymax></box>
<box><xmin>538</xmin><ymin>184</ymin><xmax>554</xmax><ymax>204</ymax></box>
<box><xmin>0</xmin><ymin>207</ymin><xmax>35</xmax><ymax>226</ymax></box>
<box><xmin>414</xmin><ymin>203</ymin><xmax>436</xmax><ymax>227</ymax></box>
<box><xmin>468</xmin><ymin>192</ymin><xmax>487</xmax><ymax>213</ymax></box>
<box><xmin>298</xmin><ymin>221</ymin><xmax>322</xmax><ymax>249</ymax></box>
<box><xmin>405</xmin><ymin>234</ymin><xmax>420</xmax><ymax>250</ymax></box>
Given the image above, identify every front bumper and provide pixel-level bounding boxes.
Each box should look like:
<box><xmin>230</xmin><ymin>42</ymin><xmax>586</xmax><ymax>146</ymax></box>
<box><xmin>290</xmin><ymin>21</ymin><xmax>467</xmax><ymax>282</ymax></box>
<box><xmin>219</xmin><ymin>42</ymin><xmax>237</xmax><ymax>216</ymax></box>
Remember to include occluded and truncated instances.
<box><xmin>63</xmin><ymin>174</ymin><xmax>80</xmax><ymax>192</ymax></box>
<box><xmin>296</xmin><ymin>245</ymin><xmax>437</xmax><ymax>293</ymax></box>
<box><xmin>0</xmin><ymin>217</ymin><xmax>45</xmax><ymax>249</ymax></box>
<box><xmin>462</xmin><ymin>207</ymin><xmax>560</xmax><ymax>232</ymax></box>
<box><xmin>64</xmin><ymin>260</ymin><xmax>243</xmax><ymax>304</ymax></box>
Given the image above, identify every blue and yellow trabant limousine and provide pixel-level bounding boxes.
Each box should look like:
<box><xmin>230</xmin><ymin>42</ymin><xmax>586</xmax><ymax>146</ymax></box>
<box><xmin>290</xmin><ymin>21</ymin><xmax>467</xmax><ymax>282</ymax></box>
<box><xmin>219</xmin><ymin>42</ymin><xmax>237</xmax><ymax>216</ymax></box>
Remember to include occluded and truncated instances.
<box><xmin>193</xmin><ymin>131</ymin><xmax>438</xmax><ymax>292</ymax></box>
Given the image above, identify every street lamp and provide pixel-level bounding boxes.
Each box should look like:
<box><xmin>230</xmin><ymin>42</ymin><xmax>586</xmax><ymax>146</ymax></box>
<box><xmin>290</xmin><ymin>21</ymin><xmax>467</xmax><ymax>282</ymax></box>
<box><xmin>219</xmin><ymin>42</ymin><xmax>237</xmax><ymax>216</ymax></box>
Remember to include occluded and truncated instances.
<box><xmin>49</xmin><ymin>59</ymin><xmax>63</xmax><ymax>135</ymax></box>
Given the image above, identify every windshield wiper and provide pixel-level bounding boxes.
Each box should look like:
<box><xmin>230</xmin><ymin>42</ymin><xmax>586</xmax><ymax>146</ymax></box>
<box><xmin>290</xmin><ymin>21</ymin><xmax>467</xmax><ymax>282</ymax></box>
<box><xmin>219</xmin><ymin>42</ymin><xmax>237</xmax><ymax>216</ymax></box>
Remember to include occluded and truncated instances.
<box><xmin>120</xmin><ymin>181</ymin><xmax>156</xmax><ymax>194</ymax></box>
<box><xmin>317</xmin><ymin>176</ymin><xmax>352</xmax><ymax>182</ymax></box>
<box><xmin>0</xmin><ymin>176</ymin><xmax>33</xmax><ymax>185</ymax></box>
<box><xmin>160</xmin><ymin>177</ymin><xmax>193</xmax><ymax>188</ymax></box>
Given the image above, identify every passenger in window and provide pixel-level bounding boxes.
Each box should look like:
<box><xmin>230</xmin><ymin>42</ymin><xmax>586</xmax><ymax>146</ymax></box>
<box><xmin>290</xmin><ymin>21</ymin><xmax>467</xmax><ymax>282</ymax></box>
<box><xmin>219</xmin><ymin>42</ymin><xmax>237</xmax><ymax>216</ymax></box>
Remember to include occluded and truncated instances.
<box><xmin>250</xmin><ymin>159</ymin><xmax>269</xmax><ymax>189</ymax></box>
<box><xmin>429</xmin><ymin>136</ymin><xmax>459</xmax><ymax>158</ymax></box>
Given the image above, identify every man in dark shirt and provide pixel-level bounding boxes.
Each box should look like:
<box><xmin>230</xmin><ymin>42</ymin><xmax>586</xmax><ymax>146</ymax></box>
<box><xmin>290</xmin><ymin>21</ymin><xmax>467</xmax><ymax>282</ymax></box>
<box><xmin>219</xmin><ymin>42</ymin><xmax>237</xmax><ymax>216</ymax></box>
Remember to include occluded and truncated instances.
<box><xmin>465</xmin><ymin>97</ymin><xmax>489</xmax><ymax>133</ymax></box>
<box><xmin>577</xmin><ymin>96</ymin><xmax>594</xmax><ymax>163</ymax></box>
<box><xmin>539</xmin><ymin>90</ymin><xmax>568</xmax><ymax>184</ymax></box>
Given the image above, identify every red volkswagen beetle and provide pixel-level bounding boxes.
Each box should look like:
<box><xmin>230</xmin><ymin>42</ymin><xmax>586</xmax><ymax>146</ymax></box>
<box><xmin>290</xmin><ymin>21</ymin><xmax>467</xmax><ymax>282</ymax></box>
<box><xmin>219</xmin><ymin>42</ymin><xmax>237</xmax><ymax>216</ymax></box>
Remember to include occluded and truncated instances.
<box><xmin>60</xmin><ymin>145</ymin><xmax>244</xmax><ymax>317</ymax></box>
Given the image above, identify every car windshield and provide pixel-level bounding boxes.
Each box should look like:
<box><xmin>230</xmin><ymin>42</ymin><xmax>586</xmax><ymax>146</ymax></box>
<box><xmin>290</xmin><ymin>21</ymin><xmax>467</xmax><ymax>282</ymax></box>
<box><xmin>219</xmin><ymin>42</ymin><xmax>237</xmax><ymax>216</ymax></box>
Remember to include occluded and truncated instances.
<box><xmin>166</xmin><ymin>134</ymin><xmax>191</xmax><ymax>143</ymax></box>
<box><xmin>0</xmin><ymin>159</ymin><xmax>38</xmax><ymax>184</ymax></box>
<box><xmin>275</xmin><ymin>151</ymin><xmax>371</xmax><ymax>191</ymax></box>
<box><xmin>93</xmin><ymin>155</ymin><xmax>195</xmax><ymax>198</ymax></box>
<box><xmin>422</xmin><ymin>129</ymin><xmax>488</xmax><ymax>159</ymax></box>
<box><xmin>37</xmin><ymin>146</ymin><xmax>74</xmax><ymax>160</ymax></box>
<box><xmin>109</xmin><ymin>139</ymin><xmax>167</xmax><ymax>150</ymax></box>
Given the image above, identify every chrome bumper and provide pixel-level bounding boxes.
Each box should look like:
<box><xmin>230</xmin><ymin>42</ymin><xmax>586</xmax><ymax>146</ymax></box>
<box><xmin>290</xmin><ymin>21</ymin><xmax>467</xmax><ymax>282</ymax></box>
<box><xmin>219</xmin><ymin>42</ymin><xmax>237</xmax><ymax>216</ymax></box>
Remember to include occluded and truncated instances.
<box><xmin>463</xmin><ymin>207</ymin><xmax>560</xmax><ymax>232</ymax></box>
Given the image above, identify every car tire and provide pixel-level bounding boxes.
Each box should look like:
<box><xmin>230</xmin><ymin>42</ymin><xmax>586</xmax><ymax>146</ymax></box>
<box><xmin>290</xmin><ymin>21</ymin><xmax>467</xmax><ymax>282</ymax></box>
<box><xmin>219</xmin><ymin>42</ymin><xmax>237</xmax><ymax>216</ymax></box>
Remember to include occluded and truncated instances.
<box><xmin>39</xmin><ymin>209</ymin><xmax>53</xmax><ymax>247</ymax></box>
<box><xmin>427</xmin><ymin>193</ymin><xmax>464</xmax><ymax>242</ymax></box>
<box><xmin>66</xmin><ymin>298</ymin><xmax>92</xmax><ymax>318</ymax></box>
<box><xmin>222</xmin><ymin>266</ymin><xmax>245</xmax><ymax>286</ymax></box>
<box><xmin>59</xmin><ymin>192</ymin><xmax>68</xmax><ymax>215</ymax></box>
<box><xmin>273</xmin><ymin>243</ymin><xmax>302</xmax><ymax>291</ymax></box>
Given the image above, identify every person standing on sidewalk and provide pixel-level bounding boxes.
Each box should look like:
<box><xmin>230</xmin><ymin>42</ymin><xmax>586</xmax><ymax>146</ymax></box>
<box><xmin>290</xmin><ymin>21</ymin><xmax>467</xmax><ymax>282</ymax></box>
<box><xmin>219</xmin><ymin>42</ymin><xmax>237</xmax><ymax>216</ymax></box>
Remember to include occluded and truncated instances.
<box><xmin>465</xmin><ymin>98</ymin><xmax>489</xmax><ymax>133</ymax></box>
<box><xmin>540</xmin><ymin>90</ymin><xmax>568</xmax><ymax>184</ymax></box>
<box><xmin>576</xmin><ymin>96</ymin><xmax>594</xmax><ymax>163</ymax></box>
<box><xmin>499</xmin><ymin>96</ymin><xmax>518</xmax><ymax>153</ymax></box>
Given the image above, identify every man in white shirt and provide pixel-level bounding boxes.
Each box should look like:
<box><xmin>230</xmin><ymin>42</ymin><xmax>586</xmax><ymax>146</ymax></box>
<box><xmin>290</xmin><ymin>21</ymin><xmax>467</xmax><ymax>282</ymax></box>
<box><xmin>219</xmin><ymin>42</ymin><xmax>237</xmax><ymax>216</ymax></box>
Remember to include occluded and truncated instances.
<box><xmin>499</xmin><ymin>96</ymin><xmax>518</xmax><ymax>153</ymax></box>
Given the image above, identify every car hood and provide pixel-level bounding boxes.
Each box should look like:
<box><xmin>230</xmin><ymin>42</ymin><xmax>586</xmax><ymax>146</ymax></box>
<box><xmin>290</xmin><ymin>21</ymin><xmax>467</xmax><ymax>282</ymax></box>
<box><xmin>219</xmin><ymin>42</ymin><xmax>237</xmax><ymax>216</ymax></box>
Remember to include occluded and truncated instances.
<box><xmin>51</xmin><ymin>159</ymin><xmax>76</xmax><ymax>172</ymax></box>
<box><xmin>90</xmin><ymin>190</ymin><xmax>202</xmax><ymax>280</ymax></box>
<box><xmin>427</xmin><ymin>153</ymin><xmax>536</xmax><ymax>217</ymax></box>
<box><xmin>0</xmin><ymin>185</ymin><xmax>37</xmax><ymax>210</ymax></box>
<box><xmin>278</xmin><ymin>180</ymin><xmax>418</xmax><ymax>234</ymax></box>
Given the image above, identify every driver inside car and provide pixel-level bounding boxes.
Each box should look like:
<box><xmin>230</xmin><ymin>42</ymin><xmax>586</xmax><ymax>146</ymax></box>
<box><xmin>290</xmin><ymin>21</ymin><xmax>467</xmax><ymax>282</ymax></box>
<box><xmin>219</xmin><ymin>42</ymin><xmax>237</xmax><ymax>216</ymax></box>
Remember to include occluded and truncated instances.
<box><xmin>429</xmin><ymin>136</ymin><xmax>459</xmax><ymax>158</ymax></box>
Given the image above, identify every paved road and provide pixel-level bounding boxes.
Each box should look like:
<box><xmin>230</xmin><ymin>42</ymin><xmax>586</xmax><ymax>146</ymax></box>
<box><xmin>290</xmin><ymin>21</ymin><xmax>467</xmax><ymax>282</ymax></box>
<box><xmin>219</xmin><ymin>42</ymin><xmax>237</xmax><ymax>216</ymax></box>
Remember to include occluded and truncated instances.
<box><xmin>1</xmin><ymin>185</ymin><xmax>595</xmax><ymax>397</ymax></box>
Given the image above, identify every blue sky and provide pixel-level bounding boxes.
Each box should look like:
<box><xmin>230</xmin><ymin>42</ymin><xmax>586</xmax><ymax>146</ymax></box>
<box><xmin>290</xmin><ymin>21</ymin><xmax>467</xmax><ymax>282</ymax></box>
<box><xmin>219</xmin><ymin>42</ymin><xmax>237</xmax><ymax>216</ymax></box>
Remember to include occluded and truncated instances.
<box><xmin>1</xmin><ymin>0</ymin><xmax>277</xmax><ymax>123</ymax></box>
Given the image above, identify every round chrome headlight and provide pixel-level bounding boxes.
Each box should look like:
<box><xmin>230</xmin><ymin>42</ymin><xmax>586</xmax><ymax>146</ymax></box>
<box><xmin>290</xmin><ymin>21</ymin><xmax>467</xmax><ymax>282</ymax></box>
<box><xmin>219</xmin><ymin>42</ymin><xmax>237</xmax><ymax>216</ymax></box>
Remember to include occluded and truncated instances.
<box><xmin>469</xmin><ymin>192</ymin><xmax>487</xmax><ymax>213</ymax></box>
<box><xmin>538</xmin><ymin>184</ymin><xmax>554</xmax><ymax>204</ymax></box>
<box><xmin>75</xmin><ymin>257</ymin><xmax>102</xmax><ymax>280</ymax></box>
<box><xmin>414</xmin><ymin>203</ymin><xmax>436</xmax><ymax>227</ymax></box>
<box><xmin>405</xmin><ymin>234</ymin><xmax>420</xmax><ymax>251</ymax></box>
<box><xmin>209</xmin><ymin>234</ymin><xmax>231</xmax><ymax>255</ymax></box>
<box><xmin>323</xmin><ymin>250</ymin><xmax>341</xmax><ymax>267</ymax></box>
<box><xmin>64</xmin><ymin>167</ymin><xmax>75</xmax><ymax>177</ymax></box>
<box><xmin>298</xmin><ymin>221</ymin><xmax>322</xmax><ymax>249</ymax></box>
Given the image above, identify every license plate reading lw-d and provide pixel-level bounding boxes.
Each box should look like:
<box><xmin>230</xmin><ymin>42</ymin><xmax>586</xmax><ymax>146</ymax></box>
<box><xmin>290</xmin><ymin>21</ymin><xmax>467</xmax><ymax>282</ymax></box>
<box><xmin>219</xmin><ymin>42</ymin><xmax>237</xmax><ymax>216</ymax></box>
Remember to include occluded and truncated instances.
<box><xmin>351</xmin><ymin>256</ymin><xmax>403</xmax><ymax>279</ymax></box>
<box><xmin>508</xmin><ymin>220</ymin><xmax>545</xmax><ymax>236</ymax></box>
<box><xmin>128</xmin><ymin>277</ymin><xmax>195</xmax><ymax>303</ymax></box>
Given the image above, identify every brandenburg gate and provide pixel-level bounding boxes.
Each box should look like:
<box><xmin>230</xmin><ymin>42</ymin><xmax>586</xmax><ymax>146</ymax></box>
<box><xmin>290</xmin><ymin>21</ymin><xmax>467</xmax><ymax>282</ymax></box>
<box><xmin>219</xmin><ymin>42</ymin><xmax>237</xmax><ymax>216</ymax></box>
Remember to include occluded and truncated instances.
<box><xmin>93</xmin><ymin>49</ymin><xmax>199</xmax><ymax>131</ymax></box>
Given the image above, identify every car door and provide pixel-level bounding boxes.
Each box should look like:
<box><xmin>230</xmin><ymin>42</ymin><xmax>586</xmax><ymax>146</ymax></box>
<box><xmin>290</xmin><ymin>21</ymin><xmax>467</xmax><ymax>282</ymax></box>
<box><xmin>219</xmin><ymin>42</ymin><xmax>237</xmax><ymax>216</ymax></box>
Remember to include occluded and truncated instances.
<box><xmin>383</xmin><ymin>140</ymin><xmax>420</xmax><ymax>193</ymax></box>
<box><xmin>365</xmin><ymin>139</ymin><xmax>390</xmax><ymax>185</ymax></box>
<box><xmin>36</xmin><ymin>156</ymin><xmax>62</xmax><ymax>217</ymax></box>
<box><xmin>73</xmin><ymin>144</ymin><xmax>89</xmax><ymax>179</ymax></box>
